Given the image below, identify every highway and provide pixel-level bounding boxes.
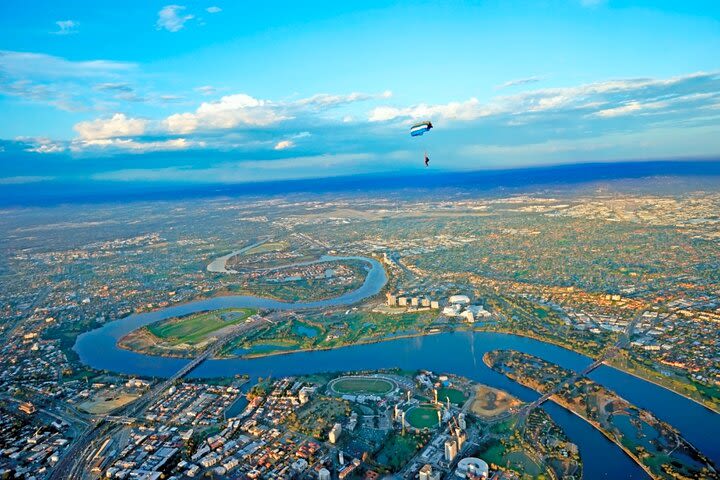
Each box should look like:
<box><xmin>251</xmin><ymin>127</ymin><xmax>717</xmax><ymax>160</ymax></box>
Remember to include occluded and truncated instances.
<box><xmin>0</xmin><ymin>287</ymin><xmax>50</xmax><ymax>347</ymax></box>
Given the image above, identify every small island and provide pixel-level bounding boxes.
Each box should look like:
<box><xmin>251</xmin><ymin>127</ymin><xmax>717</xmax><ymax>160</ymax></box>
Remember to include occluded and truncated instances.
<box><xmin>119</xmin><ymin>307</ymin><xmax>258</xmax><ymax>357</ymax></box>
<box><xmin>484</xmin><ymin>349</ymin><xmax>718</xmax><ymax>480</ymax></box>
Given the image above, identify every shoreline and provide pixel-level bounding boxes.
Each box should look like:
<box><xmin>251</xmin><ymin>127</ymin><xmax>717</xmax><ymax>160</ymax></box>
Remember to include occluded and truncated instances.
<box><xmin>476</xmin><ymin>327</ymin><xmax>720</xmax><ymax>415</ymax></box>
<box><xmin>120</xmin><ymin>254</ymin><xmax>388</xmax><ymax>318</ymax></box>
<box><xmin>115</xmin><ymin>319</ymin><xmax>720</xmax><ymax>414</ymax></box>
<box><xmin>550</xmin><ymin>396</ymin><xmax>656</xmax><ymax>480</ymax></box>
<box><xmin>483</xmin><ymin>352</ymin><xmax>714</xmax><ymax>479</ymax></box>
<box><xmin>603</xmin><ymin>360</ymin><xmax>720</xmax><ymax>415</ymax></box>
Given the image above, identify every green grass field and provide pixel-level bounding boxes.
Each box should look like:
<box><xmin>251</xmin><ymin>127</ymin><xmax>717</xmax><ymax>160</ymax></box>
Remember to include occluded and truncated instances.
<box><xmin>436</xmin><ymin>387</ymin><xmax>467</xmax><ymax>406</ymax></box>
<box><xmin>405</xmin><ymin>405</ymin><xmax>441</xmax><ymax>429</ymax></box>
<box><xmin>147</xmin><ymin>307</ymin><xmax>255</xmax><ymax>345</ymax></box>
<box><xmin>506</xmin><ymin>451</ymin><xmax>543</xmax><ymax>475</ymax></box>
<box><xmin>243</xmin><ymin>241</ymin><xmax>289</xmax><ymax>256</ymax></box>
<box><xmin>330</xmin><ymin>376</ymin><xmax>395</xmax><ymax>395</ymax></box>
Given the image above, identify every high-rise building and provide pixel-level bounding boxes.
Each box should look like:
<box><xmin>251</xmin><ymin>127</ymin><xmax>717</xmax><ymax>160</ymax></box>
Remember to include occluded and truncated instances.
<box><xmin>398</xmin><ymin>297</ymin><xmax>408</xmax><ymax>306</ymax></box>
<box><xmin>456</xmin><ymin>430</ymin><xmax>467</xmax><ymax>450</ymax></box>
<box><xmin>329</xmin><ymin>423</ymin><xmax>342</xmax><ymax>444</ymax></box>
<box><xmin>386</xmin><ymin>293</ymin><xmax>397</xmax><ymax>306</ymax></box>
<box><xmin>411</xmin><ymin>297</ymin><xmax>419</xmax><ymax>306</ymax></box>
<box><xmin>318</xmin><ymin>468</ymin><xmax>331</xmax><ymax>480</ymax></box>
<box><xmin>445</xmin><ymin>438</ymin><xmax>458</xmax><ymax>462</ymax></box>
<box><xmin>419</xmin><ymin>464</ymin><xmax>433</xmax><ymax>480</ymax></box>
<box><xmin>421</xmin><ymin>298</ymin><xmax>431</xmax><ymax>307</ymax></box>
<box><xmin>458</xmin><ymin>413</ymin><xmax>467</xmax><ymax>430</ymax></box>
<box><xmin>299</xmin><ymin>386</ymin><xmax>314</xmax><ymax>404</ymax></box>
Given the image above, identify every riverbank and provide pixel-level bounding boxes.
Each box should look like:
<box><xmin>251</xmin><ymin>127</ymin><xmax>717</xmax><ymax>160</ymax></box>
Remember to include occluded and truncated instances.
<box><xmin>604</xmin><ymin>358</ymin><xmax>720</xmax><ymax>415</ymax></box>
<box><xmin>113</xmin><ymin>312</ymin><xmax>720</xmax><ymax>414</ymax></box>
<box><xmin>557</xmin><ymin>398</ymin><xmax>654</xmax><ymax>479</ymax></box>
<box><xmin>229</xmin><ymin>329</ymin><xmax>445</xmax><ymax>359</ymax></box>
<box><xmin>484</xmin><ymin>349</ymin><xmax>718</xmax><ymax>479</ymax></box>
<box><xmin>474</xmin><ymin>326</ymin><xmax>720</xmax><ymax>414</ymax></box>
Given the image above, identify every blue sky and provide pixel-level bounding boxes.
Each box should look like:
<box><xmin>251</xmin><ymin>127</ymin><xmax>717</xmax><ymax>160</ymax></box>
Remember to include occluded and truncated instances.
<box><xmin>1</xmin><ymin>0</ymin><xmax>719</xmax><ymax>186</ymax></box>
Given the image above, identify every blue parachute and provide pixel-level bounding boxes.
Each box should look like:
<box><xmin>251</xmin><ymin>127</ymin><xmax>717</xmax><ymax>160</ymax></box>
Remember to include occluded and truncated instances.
<box><xmin>410</xmin><ymin>121</ymin><xmax>433</xmax><ymax>137</ymax></box>
<box><xmin>411</xmin><ymin>121</ymin><xmax>434</xmax><ymax>167</ymax></box>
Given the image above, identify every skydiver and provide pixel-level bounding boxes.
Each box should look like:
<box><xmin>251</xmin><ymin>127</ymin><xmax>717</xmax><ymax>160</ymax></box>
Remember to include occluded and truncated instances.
<box><xmin>424</xmin><ymin>153</ymin><xmax>430</xmax><ymax>167</ymax></box>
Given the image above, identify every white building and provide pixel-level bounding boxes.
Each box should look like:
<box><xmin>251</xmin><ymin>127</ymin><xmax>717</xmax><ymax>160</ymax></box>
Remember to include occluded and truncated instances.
<box><xmin>329</xmin><ymin>423</ymin><xmax>342</xmax><ymax>444</ymax></box>
<box><xmin>444</xmin><ymin>438</ymin><xmax>458</xmax><ymax>462</ymax></box>
<box><xmin>449</xmin><ymin>295</ymin><xmax>470</xmax><ymax>305</ymax></box>
<box><xmin>455</xmin><ymin>457</ymin><xmax>489</xmax><ymax>479</ymax></box>
<box><xmin>458</xmin><ymin>413</ymin><xmax>467</xmax><ymax>430</ymax></box>
<box><xmin>298</xmin><ymin>386</ymin><xmax>315</xmax><ymax>404</ymax></box>
<box><xmin>466</xmin><ymin>305</ymin><xmax>491</xmax><ymax>318</ymax></box>
<box><xmin>318</xmin><ymin>468</ymin><xmax>331</xmax><ymax>480</ymax></box>
<box><xmin>443</xmin><ymin>304</ymin><xmax>462</xmax><ymax>317</ymax></box>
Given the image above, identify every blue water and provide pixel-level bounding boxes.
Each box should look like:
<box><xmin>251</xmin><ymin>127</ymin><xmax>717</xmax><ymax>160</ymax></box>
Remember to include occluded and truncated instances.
<box><xmin>75</xmin><ymin>255</ymin><xmax>388</xmax><ymax>377</ymax></box>
<box><xmin>73</xmin><ymin>255</ymin><xmax>719</xmax><ymax>479</ymax></box>
<box><xmin>293</xmin><ymin>323</ymin><xmax>319</xmax><ymax>338</ymax></box>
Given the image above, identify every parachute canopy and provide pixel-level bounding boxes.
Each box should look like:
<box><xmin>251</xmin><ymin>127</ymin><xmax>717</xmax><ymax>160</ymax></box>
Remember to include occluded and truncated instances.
<box><xmin>410</xmin><ymin>121</ymin><xmax>433</xmax><ymax>137</ymax></box>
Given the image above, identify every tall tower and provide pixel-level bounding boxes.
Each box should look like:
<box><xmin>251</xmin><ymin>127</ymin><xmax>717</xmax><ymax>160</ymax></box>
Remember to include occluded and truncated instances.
<box><xmin>433</xmin><ymin>388</ymin><xmax>438</xmax><ymax>404</ymax></box>
<box><xmin>437</xmin><ymin>409</ymin><xmax>442</xmax><ymax>427</ymax></box>
<box><xmin>401</xmin><ymin>411</ymin><xmax>406</xmax><ymax>436</ymax></box>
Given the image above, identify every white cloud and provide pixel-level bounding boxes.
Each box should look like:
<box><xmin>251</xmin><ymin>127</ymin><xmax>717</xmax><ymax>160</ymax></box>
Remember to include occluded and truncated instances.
<box><xmin>273</xmin><ymin>140</ymin><xmax>295</xmax><ymax>150</ymax></box>
<box><xmin>196</xmin><ymin>94</ymin><xmax>285</xmax><ymax>127</ymax></box>
<box><xmin>73</xmin><ymin>137</ymin><xmax>200</xmax><ymax>153</ymax></box>
<box><xmin>206</xmin><ymin>6</ymin><xmax>222</xmax><ymax>13</ymax></box>
<box><xmin>593</xmin><ymin>101</ymin><xmax>647</xmax><ymax>117</ymax></box>
<box><xmin>296</xmin><ymin>90</ymin><xmax>392</xmax><ymax>108</ymax></box>
<box><xmin>163</xmin><ymin>113</ymin><xmax>199</xmax><ymax>134</ymax></box>
<box><xmin>369</xmin><ymin>72</ymin><xmax>720</xmax><ymax>123</ymax></box>
<box><xmin>52</xmin><ymin>20</ymin><xmax>79</xmax><ymax>35</ymax></box>
<box><xmin>0</xmin><ymin>51</ymin><xmax>141</xmax><ymax>111</ymax></box>
<box><xmin>0</xmin><ymin>176</ymin><xmax>55</xmax><ymax>185</ymax></box>
<box><xmin>369</xmin><ymin>98</ymin><xmax>489</xmax><ymax>122</ymax></box>
<box><xmin>156</xmin><ymin>5</ymin><xmax>194</xmax><ymax>32</ymax></box>
<box><xmin>158</xmin><ymin>89</ymin><xmax>391</xmax><ymax>134</ymax></box>
<box><xmin>164</xmin><ymin>93</ymin><xmax>288</xmax><ymax>133</ymax></box>
<box><xmin>19</xmin><ymin>137</ymin><xmax>65</xmax><ymax>154</ymax></box>
<box><xmin>195</xmin><ymin>85</ymin><xmax>217</xmax><ymax>96</ymax></box>
<box><xmin>161</xmin><ymin>90</ymin><xmax>388</xmax><ymax>134</ymax></box>
<box><xmin>92</xmin><ymin>153</ymin><xmax>371</xmax><ymax>183</ymax></box>
<box><xmin>460</xmin><ymin>124</ymin><xmax>720</xmax><ymax>166</ymax></box>
<box><xmin>497</xmin><ymin>76</ymin><xmax>542</xmax><ymax>89</ymax></box>
<box><xmin>0</xmin><ymin>50</ymin><xmax>135</xmax><ymax>78</ymax></box>
<box><xmin>74</xmin><ymin>113</ymin><xmax>148</xmax><ymax>140</ymax></box>
<box><xmin>30</xmin><ymin>143</ymin><xmax>64</xmax><ymax>153</ymax></box>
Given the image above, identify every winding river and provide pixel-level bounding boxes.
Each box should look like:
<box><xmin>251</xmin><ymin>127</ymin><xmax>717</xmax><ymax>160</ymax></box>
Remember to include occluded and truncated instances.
<box><xmin>75</xmin><ymin>256</ymin><xmax>718</xmax><ymax>479</ymax></box>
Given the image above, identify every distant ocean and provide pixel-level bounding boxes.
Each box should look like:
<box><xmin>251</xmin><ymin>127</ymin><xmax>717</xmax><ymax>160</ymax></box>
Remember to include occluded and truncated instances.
<box><xmin>2</xmin><ymin>159</ymin><xmax>720</xmax><ymax>207</ymax></box>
